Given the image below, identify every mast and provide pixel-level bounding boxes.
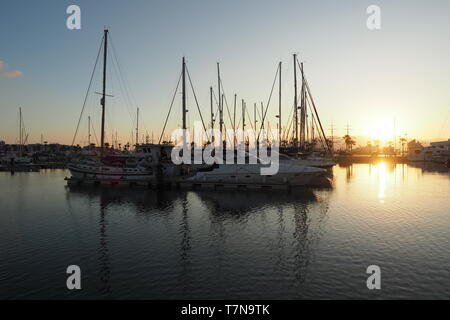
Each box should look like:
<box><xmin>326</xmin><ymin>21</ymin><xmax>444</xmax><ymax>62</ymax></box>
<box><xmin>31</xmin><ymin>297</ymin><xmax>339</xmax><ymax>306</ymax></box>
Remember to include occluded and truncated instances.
<box><xmin>19</xmin><ymin>107</ymin><xmax>22</xmax><ymax>155</ymax></box>
<box><xmin>278</xmin><ymin>61</ymin><xmax>282</xmax><ymax>144</ymax></box>
<box><xmin>242</xmin><ymin>99</ymin><xmax>245</xmax><ymax>133</ymax></box>
<box><xmin>182</xmin><ymin>57</ymin><xmax>187</xmax><ymax>147</ymax></box>
<box><xmin>299</xmin><ymin>61</ymin><xmax>331</xmax><ymax>155</ymax></box>
<box><xmin>300</xmin><ymin>61</ymin><xmax>306</xmax><ymax>149</ymax></box>
<box><xmin>233</xmin><ymin>94</ymin><xmax>237</xmax><ymax>149</ymax></box>
<box><xmin>210</xmin><ymin>86</ymin><xmax>214</xmax><ymax>130</ymax></box>
<box><xmin>293</xmin><ymin>54</ymin><xmax>298</xmax><ymax>148</ymax></box>
<box><xmin>182</xmin><ymin>57</ymin><xmax>187</xmax><ymax>130</ymax></box>
<box><xmin>210</xmin><ymin>86</ymin><xmax>214</xmax><ymax>143</ymax></box>
<box><xmin>261</xmin><ymin>102</ymin><xmax>264</xmax><ymax>130</ymax></box>
<box><xmin>100</xmin><ymin>29</ymin><xmax>108</xmax><ymax>156</ymax></box>
<box><xmin>136</xmin><ymin>107</ymin><xmax>139</xmax><ymax>147</ymax></box>
<box><xmin>88</xmin><ymin>116</ymin><xmax>91</xmax><ymax>147</ymax></box>
<box><xmin>217</xmin><ymin>62</ymin><xmax>223</xmax><ymax>136</ymax></box>
<box><xmin>254</xmin><ymin>103</ymin><xmax>257</xmax><ymax>133</ymax></box>
<box><xmin>260</xmin><ymin>102</ymin><xmax>265</xmax><ymax>143</ymax></box>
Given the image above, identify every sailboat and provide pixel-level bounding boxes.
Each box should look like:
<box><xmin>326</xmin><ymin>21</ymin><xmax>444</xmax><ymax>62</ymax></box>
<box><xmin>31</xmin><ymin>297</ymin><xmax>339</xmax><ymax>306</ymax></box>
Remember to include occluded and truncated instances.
<box><xmin>67</xmin><ymin>30</ymin><xmax>161</xmax><ymax>184</ymax></box>
<box><xmin>279</xmin><ymin>55</ymin><xmax>335</xmax><ymax>168</ymax></box>
<box><xmin>0</xmin><ymin>107</ymin><xmax>33</xmax><ymax>166</ymax></box>
<box><xmin>187</xmin><ymin>151</ymin><xmax>327</xmax><ymax>187</ymax></box>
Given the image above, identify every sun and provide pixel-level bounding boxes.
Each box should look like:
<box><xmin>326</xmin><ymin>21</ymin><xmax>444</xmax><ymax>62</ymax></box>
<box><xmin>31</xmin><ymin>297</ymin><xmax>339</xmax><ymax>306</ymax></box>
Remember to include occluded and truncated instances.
<box><xmin>365</xmin><ymin>121</ymin><xmax>394</xmax><ymax>142</ymax></box>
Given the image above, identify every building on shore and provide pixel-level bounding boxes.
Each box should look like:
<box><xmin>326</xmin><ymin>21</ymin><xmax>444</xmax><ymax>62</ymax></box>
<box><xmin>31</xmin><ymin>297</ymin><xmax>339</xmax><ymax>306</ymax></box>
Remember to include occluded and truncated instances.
<box><xmin>408</xmin><ymin>139</ymin><xmax>450</xmax><ymax>163</ymax></box>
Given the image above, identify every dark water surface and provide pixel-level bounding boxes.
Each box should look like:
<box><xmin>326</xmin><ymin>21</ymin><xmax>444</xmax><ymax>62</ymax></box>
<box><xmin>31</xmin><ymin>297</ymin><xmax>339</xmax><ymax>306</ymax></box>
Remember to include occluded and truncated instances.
<box><xmin>1</xmin><ymin>163</ymin><xmax>449</xmax><ymax>299</ymax></box>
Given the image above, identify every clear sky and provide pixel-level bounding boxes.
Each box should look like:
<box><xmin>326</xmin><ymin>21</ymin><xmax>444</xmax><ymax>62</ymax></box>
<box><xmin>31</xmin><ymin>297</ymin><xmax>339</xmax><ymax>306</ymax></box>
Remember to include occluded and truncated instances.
<box><xmin>1</xmin><ymin>0</ymin><xmax>449</xmax><ymax>146</ymax></box>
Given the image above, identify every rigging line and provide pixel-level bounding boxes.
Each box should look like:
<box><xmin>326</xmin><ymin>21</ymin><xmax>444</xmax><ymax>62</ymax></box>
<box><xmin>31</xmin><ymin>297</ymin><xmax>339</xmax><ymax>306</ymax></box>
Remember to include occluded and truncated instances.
<box><xmin>109</xmin><ymin>40</ymin><xmax>136</xmax><ymax>126</ymax></box>
<box><xmin>158</xmin><ymin>71</ymin><xmax>182</xmax><ymax>144</ymax></box>
<box><xmin>236</xmin><ymin>119</ymin><xmax>241</xmax><ymax>130</ymax></box>
<box><xmin>110</xmin><ymin>50</ymin><xmax>134</xmax><ymax>124</ymax></box>
<box><xmin>284</xmin><ymin>101</ymin><xmax>296</xmax><ymax>142</ymax></box>
<box><xmin>91</xmin><ymin>122</ymin><xmax>99</xmax><ymax>145</ymax></box>
<box><xmin>306</xmin><ymin>96</ymin><xmax>327</xmax><ymax>150</ymax></box>
<box><xmin>257</xmin><ymin>64</ymin><xmax>280</xmax><ymax>142</ymax></box>
<box><xmin>212</xmin><ymin>88</ymin><xmax>220</xmax><ymax>124</ymax></box>
<box><xmin>296</xmin><ymin>59</ymin><xmax>330</xmax><ymax>154</ymax></box>
<box><xmin>71</xmin><ymin>36</ymin><xmax>104</xmax><ymax>146</ymax></box>
<box><xmin>245</xmin><ymin>108</ymin><xmax>255</xmax><ymax>131</ymax></box>
<box><xmin>110</xmin><ymin>36</ymin><xmax>145</xmax><ymax>138</ymax></box>
<box><xmin>109</xmin><ymin>37</ymin><xmax>140</xmax><ymax>111</ymax></box>
<box><xmin>284</xmin><ymin>111</ymin><xmax>293</xmax><ymax>142</ymax></box>
<box><xmin>218</xmin><ymin>80</ymin><xmax>235</xmax><ymax>130</ymax></box>
<box><xmin>185</xmin><ymin>65</ymin><xmax>210</xmax><ymax>142</ymax></box>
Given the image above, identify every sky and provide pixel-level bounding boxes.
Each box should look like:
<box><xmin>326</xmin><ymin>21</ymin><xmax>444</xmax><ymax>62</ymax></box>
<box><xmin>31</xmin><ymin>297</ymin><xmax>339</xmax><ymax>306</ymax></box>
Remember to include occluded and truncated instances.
<box><xmin>0</xmin><ymin>0</ymin><xmax>449</xmax><ymax>146</ymax></box>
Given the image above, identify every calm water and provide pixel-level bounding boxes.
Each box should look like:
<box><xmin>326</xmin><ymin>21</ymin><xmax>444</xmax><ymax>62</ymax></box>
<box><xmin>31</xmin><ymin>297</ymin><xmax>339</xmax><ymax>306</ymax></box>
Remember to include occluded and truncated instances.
<box><xmin>0</xmin><ymin>163</ymin><xmax>449</xmax><ymax>299</ymax></box>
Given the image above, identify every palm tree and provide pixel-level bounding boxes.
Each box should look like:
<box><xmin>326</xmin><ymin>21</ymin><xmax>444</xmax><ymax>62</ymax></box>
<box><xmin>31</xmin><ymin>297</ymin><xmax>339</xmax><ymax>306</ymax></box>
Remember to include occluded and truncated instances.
<box><xmin>343</xmin><ymin>135</ymin><xmax>356</xmax><ymax>152</ymax></box>
<box><xmin>399</xmin><ymin>137</ymin><xmax>407</xmax><ymax>156</ymax></box>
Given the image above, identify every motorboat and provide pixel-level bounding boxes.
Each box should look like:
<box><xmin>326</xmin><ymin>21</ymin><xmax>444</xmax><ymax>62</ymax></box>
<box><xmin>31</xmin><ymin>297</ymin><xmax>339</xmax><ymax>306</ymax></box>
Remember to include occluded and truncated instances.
<box><xmin>187</xmin><ymin>152</ymin><xmax>326</xmax><ymax>187</ymax></box>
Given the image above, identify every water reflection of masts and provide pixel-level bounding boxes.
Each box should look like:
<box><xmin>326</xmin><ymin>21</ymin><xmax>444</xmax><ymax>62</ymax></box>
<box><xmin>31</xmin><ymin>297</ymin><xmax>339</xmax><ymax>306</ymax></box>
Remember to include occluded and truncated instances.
<box><xmin>178</xmin><ymin>193</ymin><xmax>191</xmax><ymax>293</ymax></box>
<box><xmin>98</xmin><ymin>201</ymin><xmax>112</xmax><ymax>295</ymax></box>
<box><xmin>195</xmin><ymin>190</ymin><xmax>328</xmax><ymax>286</ymax></box>
<box><xmin>292</xmin><ymin>198</ymin><xmax>329</xmax><ymax>286</ymax></box>
<box><xmin>292</xmin><ymin>203</ymin><xmax>309</xmax><ymax>283</ymax></box>
<box><xmin>346</xmin><ymin>164</ymin><xmax>353</xmax><ymax>182</ymax></box>
<box><xmin>275</xmin><ymin>206</ymin><xmax>286</xmax><ymax>272</ymax></box>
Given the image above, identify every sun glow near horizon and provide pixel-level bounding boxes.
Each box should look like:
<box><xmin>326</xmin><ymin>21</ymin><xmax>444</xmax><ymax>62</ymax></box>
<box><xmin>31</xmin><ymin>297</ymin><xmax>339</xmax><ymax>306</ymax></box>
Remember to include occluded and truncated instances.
<box><xmin>363</xmin><ymin>119</ymin><xmax>396</xmax><ymax>144</ymax></box>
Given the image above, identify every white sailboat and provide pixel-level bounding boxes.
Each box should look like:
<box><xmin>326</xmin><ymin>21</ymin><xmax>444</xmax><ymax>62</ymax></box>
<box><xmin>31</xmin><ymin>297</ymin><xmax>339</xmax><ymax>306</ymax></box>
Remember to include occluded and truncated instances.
<box><xmin>0</xmin><ymin>107</ymin><xmax>33</xmax><ymax>166</ymax></box>
<box><xmin>68</xmin><ymin>30</ymin><xmax>159</xmax><ymax>183</ymax></box>
<box><xmin>187</xmin><ymin>152</ymin><xmax>326</xmax><ymax>187</ymax></box>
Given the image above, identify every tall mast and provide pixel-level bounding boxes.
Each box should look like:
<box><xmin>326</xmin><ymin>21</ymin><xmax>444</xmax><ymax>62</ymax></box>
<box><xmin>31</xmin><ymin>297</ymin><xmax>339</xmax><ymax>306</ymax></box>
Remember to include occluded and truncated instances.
<box><xmin>242</xmin><ymin>99</ymin><xmax>245</xmax><ymax>133</ymax></box>
<box><xmin>88</xmin><ymin>116</ymin><xmax>91</xmax><ymax>147</ymax></box>
<box><xmin>136</xmin><ymin>107</ymin><xmax>139</xmax><ymax>147</ymax></box>
<box><xmin>100</xmin><ymin>29</ymin><xmax>108</xmax><ymax>156</ymax></box>
<box><xmin>278</xmin><ymin>61</ymin><xmax>282</xmax><ymax>144</ymax></box>
<box><xmin>233</xmin><ymin>94</ymin><xmax>237</xmax><ymax>132</ymax></box>
<box><xmin>210</xmin><ymin>86</ymin><xmax>214</xmax><ymax>143</ymax></box>
<box><xmin>19</xmin><ymin>107</ymin><xmax>22</xmax><ymax>155</ymax></box>
<box><xmin>182</xmin><ymin>57</ymin><xmax>187</xmax><ymax>130</ymax></box>
<box><xmin>300</xmin><ymin>61</ymin><xmax>306</xmax><ymax>149</ymax></box>
<box><xmin>261</xmin><ymin>102</ymin><xmax>264</xmax><ymax>130</ymax></box>
<box><xmin>221</xmin><ymin>94</ymin><xmax>225</xmax><ymax>132</ymax></box>
<box><xmin>233</xmin><ymin>94</ymin><xmax>237</xmax><ymax>149</ymax></box>
<box><xmin>210</xmin><ymin>86</ymin><xmax>214</xmax><ymax>130</ymax></box>
<box><xmin>254</xmin><ymin>103</ymin><xmax>257</xmax><ymax>133</ymax></box>
<box><xmin>293</xmin><ymin>54</ymin><xmax>298</xmax><ymax>148</ymax></box>
<box><xmin>217</xmin><ymin>62</ymin><xmax>223</xmax><ymax>136</ymax></box>
<box><xmin>182</xmin><ymin>57</ymin><xmax>187</xmax><ymax>147</ymax></box>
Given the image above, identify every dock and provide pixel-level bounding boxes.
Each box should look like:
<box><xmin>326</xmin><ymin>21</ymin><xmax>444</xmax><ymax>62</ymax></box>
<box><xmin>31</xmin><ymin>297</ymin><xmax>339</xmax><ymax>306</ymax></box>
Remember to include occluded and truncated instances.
<box><xmin>64</xmin><ymin>176</ymin><xmax>297</xmax><ymax>190</ymax></box>
<box><xmin>0</xmin><ymin>164</ymin><xmax>41</xmax><ymax>172</ymax></box>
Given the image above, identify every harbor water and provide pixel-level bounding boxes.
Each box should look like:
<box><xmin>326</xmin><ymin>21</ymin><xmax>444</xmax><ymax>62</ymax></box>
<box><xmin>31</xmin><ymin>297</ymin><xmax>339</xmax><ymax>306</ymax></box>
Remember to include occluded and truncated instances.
<box><xmin>0</xmin><ymin>163</ymin><xmax>449</xmax><ymax>299</ymax></box>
